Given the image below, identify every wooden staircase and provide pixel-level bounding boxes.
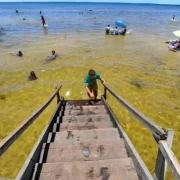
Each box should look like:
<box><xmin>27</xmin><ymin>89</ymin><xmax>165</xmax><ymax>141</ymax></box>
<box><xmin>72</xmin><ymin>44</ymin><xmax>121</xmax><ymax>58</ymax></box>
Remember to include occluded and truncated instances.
<box><xmin>32</xmin><ymin>100</ymin><xmax>139</xmax><ymax>180</ymax></box>
<box><xmin>1</xmin><ymin>85</ymin><xmax>179</xmax><ymax>180</ymax></box>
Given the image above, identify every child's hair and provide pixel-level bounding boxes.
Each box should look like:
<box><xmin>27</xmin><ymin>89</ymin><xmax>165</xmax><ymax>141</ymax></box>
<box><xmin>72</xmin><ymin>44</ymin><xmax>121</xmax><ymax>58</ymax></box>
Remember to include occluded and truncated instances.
<box><xmin>88</xmin><ymin>69</ymin><xmax>96</xmax><ymax>76</ymax></box>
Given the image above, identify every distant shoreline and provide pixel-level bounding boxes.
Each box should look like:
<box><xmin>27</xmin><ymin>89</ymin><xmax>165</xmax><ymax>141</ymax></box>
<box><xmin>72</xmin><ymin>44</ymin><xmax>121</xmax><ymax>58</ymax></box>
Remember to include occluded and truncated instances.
<box><xmin>0</xmin><ymin>2</ymin><xmax>179</xmax><ymax>6</ymax></box>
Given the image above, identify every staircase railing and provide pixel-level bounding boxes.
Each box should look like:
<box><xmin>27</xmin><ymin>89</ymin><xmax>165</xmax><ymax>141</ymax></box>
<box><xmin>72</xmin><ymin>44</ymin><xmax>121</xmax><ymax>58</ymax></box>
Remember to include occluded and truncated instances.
<box><xmin>0</xmin><ymin>85</ymin><xmax>62</xmax><ymax>156</ymax></box>
<box><xmin>102</xmin><ymin>83</ymin><xmax>180</xmax><ymax>180</ymax></box>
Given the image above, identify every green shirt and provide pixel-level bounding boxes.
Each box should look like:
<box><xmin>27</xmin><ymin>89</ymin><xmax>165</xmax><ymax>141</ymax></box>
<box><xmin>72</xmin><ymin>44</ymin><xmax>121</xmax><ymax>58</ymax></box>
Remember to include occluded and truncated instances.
<box><xmin>84</xmin><ymin>72</ymin><xmax>101</xmax><ymax>87</ymax></box>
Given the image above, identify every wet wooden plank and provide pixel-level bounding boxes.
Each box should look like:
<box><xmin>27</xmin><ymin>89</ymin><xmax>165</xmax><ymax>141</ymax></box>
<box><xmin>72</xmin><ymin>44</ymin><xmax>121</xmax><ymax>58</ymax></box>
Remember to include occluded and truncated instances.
<box><xmin>60</xmin><ymin>121</ymin><xmax>113</xmax><ymax>131</ymax></box>
<box><xmin>62</xmin><ymin>114</ymin><xmax>111</xmax><ymax>124</ymax></box>
<box><xmin>53</xmin><ymin>128</ymin><xmax>119</xmax><ymax>143</ymax></box>
<box><xmin>39</xmin><ymin>158</ymin><xmax>139</xmax><ymax>180</ymax></box>
<box><xmin>44</xmin><ymin>139</ymin><xmax>127</xmax><ymax>163</ymax></box>
<box><xmin>65</xmin><ymin>105</ymin><xmax>105</xmax><ymax>110</ymax></box>
<box><xmin>65</xmin><ymin>99</ymin><xmax>103</xmax><ymax>106</ymax></box>
<box><xmin>64</xmin><ymin>109</ymin><xmax>107</xmax><ymax>116</ymax></box>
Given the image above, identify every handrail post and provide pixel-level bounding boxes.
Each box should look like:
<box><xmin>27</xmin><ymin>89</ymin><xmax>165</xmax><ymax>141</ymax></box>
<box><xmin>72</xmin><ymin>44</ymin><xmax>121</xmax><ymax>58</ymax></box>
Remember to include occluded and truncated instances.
<box><xmin>103</xmin><ymin>85</ymin><xmax>107</xmax><ymax>100</ymax></box>
<box><xmin>56</xmin><ymin>86</ymin><xmax>60</xmax><ymax>104</ymax></box>
<box><xmin>57</xmin><ymin>91</ymin><xmax>60</xmax><ymax>104</ymax></box>
<box><xmin>154</xmin><ymin>129</ymin><xmax>174</xmax><ymax>180</ymax></box>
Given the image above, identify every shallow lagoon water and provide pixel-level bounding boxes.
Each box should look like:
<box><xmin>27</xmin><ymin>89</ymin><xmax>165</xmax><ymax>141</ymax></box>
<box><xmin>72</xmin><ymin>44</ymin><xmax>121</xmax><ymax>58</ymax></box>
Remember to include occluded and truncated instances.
<box><xmin>0</xmin><ymin>2</ymin><xmax>180</xmax><ymax>179</ymax></box>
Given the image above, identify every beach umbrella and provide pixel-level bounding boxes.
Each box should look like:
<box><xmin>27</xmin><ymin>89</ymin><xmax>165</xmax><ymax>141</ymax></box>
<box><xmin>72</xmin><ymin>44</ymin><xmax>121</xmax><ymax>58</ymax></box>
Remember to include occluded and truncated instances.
<box><xmin>173</xmin><ymin>30</ymin><xmax>180</xmax><ymax>37</ymax></box>
<box><xmin>115</xmin><ymin>20</ymin><xmax>126</xmax><ymax>28</ymax></box>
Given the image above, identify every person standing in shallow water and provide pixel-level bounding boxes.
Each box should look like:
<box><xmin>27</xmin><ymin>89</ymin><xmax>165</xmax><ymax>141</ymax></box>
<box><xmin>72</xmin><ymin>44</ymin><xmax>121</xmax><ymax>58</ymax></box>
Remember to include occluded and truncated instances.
<box><xmin>105</xmin><ymin>25</ymin><xmax>110</xmax><ymax>35</ymax></box>
<box><xmin>41</xmin><ymin>15</ymin><xmax>46</xmax><ymax>26</ymax></box>
<box><xmin>84</xmin><ymin>69</ymin><xmax>106</xmax><ymax>102</ymax></box>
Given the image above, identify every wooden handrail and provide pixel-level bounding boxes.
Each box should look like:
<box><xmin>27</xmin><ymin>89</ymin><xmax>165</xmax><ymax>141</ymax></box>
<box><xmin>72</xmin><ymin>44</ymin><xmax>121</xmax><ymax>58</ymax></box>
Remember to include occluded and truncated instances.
<box><xmin>0</xmin><ymin>85</ymin><xmax>62</xmax><ymax>156</ymax></box>
<box><xmin>102</xmin><ymin>83</ymin><xmax>180</xmax><ymax>179</ymax></box>
<box><xmin>159</xmin><ymin>140</ymin><xmax>180</xmax><ymax>180</ymax></box>
<box><xmin>103</xmin><ymin>83</ymin><xmax>167</xmax><ymax>140</ymax></box>
<box><xmin>102</xmin><ymin>96</ymin><xmax>154</xmax><ymax>179</ymax></box>
<box><xmin>16</xmin><ymin>100</ymin><xmax>63</xmax><ymax>180</ymax></box>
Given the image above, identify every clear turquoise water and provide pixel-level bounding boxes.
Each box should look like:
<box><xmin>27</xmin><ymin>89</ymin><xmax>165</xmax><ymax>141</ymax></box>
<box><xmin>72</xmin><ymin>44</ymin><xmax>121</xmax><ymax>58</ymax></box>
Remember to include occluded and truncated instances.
<box><xmin>0</xmin><ymin>2</ymin><xmax>180</xmax><ymax>45</ymax></box>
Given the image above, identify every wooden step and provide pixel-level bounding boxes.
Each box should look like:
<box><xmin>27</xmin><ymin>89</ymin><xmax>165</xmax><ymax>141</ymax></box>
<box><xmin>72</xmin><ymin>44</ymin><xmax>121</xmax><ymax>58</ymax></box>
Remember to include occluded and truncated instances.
<box><xmin>42</xmin><ymin>139</ymin><xmax>127</xmax><ymax>163</ymax></box>
<box><xmin>62</xmin><ymin>114</ymin><xmax>111</xmax><ymax>124</ymax></box>
<box><xmin>37</xmin><ymin>158</ymin><xmax>139</xmax><ymax>180</ymax></box>
<box><xmin>52</xmin><ymin>128</ymin><xmax>119</xmax><ymax>143</ymax></box>
<box><xmin>60</xmin><ymin>121</ymin><xmax>113</xmax><ymax>131</ymax></box>
<box><xmin>65</xmin><ymin>99</ymin><xmax>103</xmax><ymax>106</ymax></box>
<box><xmin>65</xmin><ymin>105</ymin><xmax>105</xmax><ymax>110</ymax></box>
<box><xmin>63</xmin><ymin>108</ymin><xmax>107</xmax><ymax>116</ymax></box>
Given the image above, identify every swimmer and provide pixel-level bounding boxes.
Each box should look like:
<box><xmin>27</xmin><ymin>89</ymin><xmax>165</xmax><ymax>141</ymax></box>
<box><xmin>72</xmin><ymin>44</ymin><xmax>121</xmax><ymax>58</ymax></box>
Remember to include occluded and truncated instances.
<box><xmin>10</xmin><ymin>51</ymin><xmax>23</xmax><ymax>57</ymax></box>
<box><xmin>51</xmin><ymin>50</ymin><xmax>58</xmax><ymax>60</ymax></box>
<box><xmin>46</xmin><ymin>50</ymin><xmax>60</xmax><ymax>61</ymax></box>
<box><xmin>28</xmin><ymin>71</ymin><xmax>37</xmax><ymax>80</ymax></box>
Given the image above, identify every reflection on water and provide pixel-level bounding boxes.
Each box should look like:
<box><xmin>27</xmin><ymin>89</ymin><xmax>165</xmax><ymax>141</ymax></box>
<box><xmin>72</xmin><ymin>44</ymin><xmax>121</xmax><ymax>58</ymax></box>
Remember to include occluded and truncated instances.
<box><xmin>43</xmin><ymin>26</ymin><xmax>48</xmax><ymax>35</ymax></box>
<box><xmin>0</xmin><ymin>2</ymin><xmax>180</xmax><ymax>179</ymax></box>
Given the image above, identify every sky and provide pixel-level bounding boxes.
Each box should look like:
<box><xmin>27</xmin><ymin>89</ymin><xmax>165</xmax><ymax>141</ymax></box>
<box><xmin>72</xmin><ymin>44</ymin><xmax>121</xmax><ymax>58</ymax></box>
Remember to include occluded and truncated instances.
<box><xmin>0</xmin><ymin>0</ymin><xmax>179</xmax><ymax>4</ymax></box>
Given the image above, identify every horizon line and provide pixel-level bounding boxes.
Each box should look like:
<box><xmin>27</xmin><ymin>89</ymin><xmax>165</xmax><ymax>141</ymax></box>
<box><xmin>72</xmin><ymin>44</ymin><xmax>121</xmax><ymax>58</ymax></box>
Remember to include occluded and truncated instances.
<box><xmin>0</xmin><ymin>1</ymin><xmax>179</xmax><ymax>5</ymax></box>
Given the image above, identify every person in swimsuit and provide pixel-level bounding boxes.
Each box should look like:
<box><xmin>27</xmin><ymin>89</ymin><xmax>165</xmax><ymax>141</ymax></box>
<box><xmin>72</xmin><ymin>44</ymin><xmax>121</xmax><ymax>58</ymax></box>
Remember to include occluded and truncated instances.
<box><xmin>28</xmin><ymin>71</ymin><xmax>37</xmax><ymax>80</ymax></box>
<box><xmin>41</xmin><ymin>15</ymin><xmax>46</xmax><ymax>26</ymax></box>
<box><xmin>105</xmin><ymin>25</ymin><xmax>110</xmax><ymax>35</ymax></box>
<box><xmin>120</xmin><ymin>27</ymin><xmax>127</xmax><ymax>35</ymax></box>
<box><xmin>10</xmin><ymin>51</ymin><xmax>23</xmax><ymax>57</ymax></box>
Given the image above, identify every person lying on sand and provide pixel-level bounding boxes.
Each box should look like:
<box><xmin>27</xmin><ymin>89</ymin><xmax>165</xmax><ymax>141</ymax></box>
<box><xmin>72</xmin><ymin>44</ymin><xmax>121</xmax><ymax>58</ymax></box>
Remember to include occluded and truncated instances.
<box><xmin>163</xmin><ymin>39</ymin><xmax>180</xmax><ymax>44</ymax></box>
<box><xmin>168</xmin><ymin>39</ymin><xmax>180</xmax><ymax>51</ymax></box>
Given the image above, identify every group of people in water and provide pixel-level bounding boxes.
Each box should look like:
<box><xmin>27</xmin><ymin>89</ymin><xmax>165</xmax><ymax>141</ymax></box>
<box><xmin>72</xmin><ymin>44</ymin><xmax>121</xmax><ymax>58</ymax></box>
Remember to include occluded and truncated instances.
<box><xmin>15</xmin><ymin>9</ymin><xmax>47</xmax><ymax>27</ymax></box>
<box><xmin>10</xmin><ymin>50</ymin><xmax>58</xmax><ymax>59</ymax></box>
<box><xmin>10</xmin><ymin>50</ymin><xmax>59</xmax><ymax>80</ymax></box>
<box><xmin>105</xmin><ymin>25</ymin><xmax>127</xmax><ymax>36</ymax></box>
<box><xmin>164</xmin><ymin>15</ymin><xmax>180</xmax><ymax>51</ymax></box>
